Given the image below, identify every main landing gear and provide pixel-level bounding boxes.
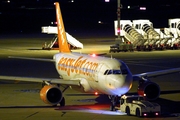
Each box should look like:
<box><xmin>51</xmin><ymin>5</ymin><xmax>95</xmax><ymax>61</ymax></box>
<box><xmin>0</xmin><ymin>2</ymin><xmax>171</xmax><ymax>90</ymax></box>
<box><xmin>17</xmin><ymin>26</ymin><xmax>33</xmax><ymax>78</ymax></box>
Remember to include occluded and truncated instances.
<box><xmin>109</xmin><ymin>95</ymin><xmax>119</xmax><ymax>111</ymax></box>
<box><xmin>60</xmin><ymin>97</ymin><xmax>65</xmax><ymax>106</ymax></box>
<box><xmin>59</xmin><ymin>85</ymin><xmax>69</xmax><ymax>107</ymax></box>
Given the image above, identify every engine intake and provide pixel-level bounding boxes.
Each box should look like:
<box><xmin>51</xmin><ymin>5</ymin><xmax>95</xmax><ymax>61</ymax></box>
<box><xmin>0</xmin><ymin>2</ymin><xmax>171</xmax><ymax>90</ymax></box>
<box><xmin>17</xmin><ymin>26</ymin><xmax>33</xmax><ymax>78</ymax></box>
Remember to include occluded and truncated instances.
<box><xmin>40</xmin><ymin>85</ymin><xmax>63</xmax><ymax>105</ymax></box>
<box><xmin>138</xmin><ymin>80</ymin><xmax>160</xmax><ymax>100</ymax></box>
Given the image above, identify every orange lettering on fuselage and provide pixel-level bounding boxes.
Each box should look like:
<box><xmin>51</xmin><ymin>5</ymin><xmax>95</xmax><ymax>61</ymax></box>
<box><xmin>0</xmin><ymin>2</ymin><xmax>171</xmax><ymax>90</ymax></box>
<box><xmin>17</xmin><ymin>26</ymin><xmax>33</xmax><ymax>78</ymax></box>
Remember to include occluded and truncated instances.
<box><xmin>58</xmin><ymin>56</ymin><xmax>99</xmax><ymax>76</ymax></box>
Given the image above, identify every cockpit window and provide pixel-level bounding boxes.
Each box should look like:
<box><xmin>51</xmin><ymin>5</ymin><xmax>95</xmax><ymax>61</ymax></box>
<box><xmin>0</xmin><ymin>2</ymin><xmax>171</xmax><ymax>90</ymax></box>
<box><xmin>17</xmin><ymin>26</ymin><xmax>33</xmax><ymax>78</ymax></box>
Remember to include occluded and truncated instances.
<box><xmin>120</xmin><ymin>61</ymin><xmax>129</xmax><ymax>74</ymax></box>
<box><xmin>104</xmin><ymin>69</ymin><xmax>121</xmax><ymax>75</ymax></box>
<box><xmin>111</xmin><ymin>70</ymin><xmax>121</xmax><ymax>74</ymax></box>
<box><xmin>104</xmin><ymin>70</ymin><xmax>108</xmax><ymax>75</ymax></box>
<box><xmin>107</xmin><ymin>70</ymin><xmax>113</xmax><ymax>75</ymax></box>
<box><xmin>103</xmin><ymin>61</ymin><xmax>129</xmax><ymax>75</ymax></box>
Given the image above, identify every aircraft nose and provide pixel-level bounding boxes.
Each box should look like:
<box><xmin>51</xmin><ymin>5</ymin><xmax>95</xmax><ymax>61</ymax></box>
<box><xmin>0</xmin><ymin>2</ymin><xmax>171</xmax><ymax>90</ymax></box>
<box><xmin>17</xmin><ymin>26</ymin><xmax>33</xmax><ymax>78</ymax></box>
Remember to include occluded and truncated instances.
<box><xmin>114</xmin><ymin>74</ymin><xmax>133</xmax><ymax>95</ymax></box>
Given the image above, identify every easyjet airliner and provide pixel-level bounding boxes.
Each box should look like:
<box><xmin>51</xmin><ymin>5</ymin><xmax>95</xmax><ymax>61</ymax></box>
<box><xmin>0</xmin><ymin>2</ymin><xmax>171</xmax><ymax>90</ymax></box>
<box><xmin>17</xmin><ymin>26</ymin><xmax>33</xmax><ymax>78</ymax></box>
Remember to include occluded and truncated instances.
<box><xmin>1</xmin><ymin>2</ymin><xmax>180</xmax><ymax>111</ymax></box>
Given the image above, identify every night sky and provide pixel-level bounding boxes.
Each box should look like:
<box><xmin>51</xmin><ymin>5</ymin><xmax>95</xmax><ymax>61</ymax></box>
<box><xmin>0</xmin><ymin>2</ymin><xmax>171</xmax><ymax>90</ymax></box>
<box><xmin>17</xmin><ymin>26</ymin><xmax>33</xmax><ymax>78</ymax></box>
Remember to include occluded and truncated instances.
<box><xmin>1</xmin><ymin>0</ymin><xmax>180</xmax><ymax>36</ymax></box>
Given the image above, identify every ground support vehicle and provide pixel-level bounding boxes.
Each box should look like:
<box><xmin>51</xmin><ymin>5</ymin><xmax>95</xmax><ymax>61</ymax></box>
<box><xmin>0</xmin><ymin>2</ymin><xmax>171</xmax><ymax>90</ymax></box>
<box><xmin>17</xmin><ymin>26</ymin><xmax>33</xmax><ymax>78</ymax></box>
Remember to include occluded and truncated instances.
<box><xmin>119</xmin><ymin>95</ymin><xmax>161</xmax><ymax>117</ymax></box>
<box><xmin>109</xmin><ymin>44</ymin><xmax>120</xmax><ymax>53</ymax></box>
<box><xmin>136</xmin><ymin>45</ymin><xmax>153</xmax><ymax>51</ymax></box>
<box><xmin>109</xmin><ymin>43</ymin><xmax>134</xmax><ymax>53</ymax></box>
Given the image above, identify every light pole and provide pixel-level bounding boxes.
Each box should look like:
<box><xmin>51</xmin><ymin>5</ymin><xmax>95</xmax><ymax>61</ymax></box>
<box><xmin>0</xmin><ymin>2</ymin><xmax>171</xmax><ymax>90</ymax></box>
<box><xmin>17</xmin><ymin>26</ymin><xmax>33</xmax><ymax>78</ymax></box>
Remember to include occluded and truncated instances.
<box><xmin>116</xmin><ymin>0</ymin><xmax>122</xmax><ymax>42</ymax></box>
<box><xmin>106</xmin><ymin>0</ymin><xmax>121</xmax><ymax>42</ymax></box>
<box><xmin>117</xmin><ymin>0</ymin><xmax>120</xmax><ymax>39</ymax></box>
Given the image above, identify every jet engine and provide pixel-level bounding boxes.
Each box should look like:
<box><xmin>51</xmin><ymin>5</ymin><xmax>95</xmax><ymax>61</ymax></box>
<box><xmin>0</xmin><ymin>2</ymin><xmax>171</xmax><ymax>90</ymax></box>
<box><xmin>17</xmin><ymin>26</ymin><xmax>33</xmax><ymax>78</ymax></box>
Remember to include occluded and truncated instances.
<box><xmin>40</xmin><ymin>85</ymin><xmax>63</xmax><ymax>105</ymax></box>
<box><xmin>137</xmin><ymin>80</ymin><xmax>160</xmax><ymax>100</ymax></box>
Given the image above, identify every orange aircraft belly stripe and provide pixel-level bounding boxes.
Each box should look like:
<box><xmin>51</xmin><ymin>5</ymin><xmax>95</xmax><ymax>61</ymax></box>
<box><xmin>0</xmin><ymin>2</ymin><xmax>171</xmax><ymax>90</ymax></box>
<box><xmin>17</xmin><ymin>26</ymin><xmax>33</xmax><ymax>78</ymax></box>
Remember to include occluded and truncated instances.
<box><xmin>55</xmin><ymin>2</ymin><xmax>71</xmax><ymax>53</ymax></box>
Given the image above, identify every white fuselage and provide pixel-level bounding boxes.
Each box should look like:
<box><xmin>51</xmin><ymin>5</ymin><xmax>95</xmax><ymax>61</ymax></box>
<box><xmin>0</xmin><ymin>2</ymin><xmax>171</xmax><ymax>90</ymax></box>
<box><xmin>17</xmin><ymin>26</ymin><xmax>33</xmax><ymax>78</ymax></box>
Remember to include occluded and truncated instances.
<box><xmin>53</xmin><ymin>52</ymin><xmax>133</xmax><ymax>96</ymax></box>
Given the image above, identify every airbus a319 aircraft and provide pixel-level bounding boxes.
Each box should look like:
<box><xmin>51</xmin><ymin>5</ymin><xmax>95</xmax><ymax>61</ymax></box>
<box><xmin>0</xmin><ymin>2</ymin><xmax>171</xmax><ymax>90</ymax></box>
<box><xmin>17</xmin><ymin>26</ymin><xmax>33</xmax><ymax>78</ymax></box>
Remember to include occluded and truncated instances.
<box><xmin>1</xmin><ymin>2</ymin><xmax>180</xmax><ymax>111</ymax></box>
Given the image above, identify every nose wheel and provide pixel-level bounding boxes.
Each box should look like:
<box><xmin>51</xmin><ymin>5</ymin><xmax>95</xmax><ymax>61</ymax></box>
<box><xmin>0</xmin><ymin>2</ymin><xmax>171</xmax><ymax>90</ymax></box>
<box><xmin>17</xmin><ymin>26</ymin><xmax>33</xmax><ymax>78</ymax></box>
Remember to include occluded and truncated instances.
<box><xmin>109</xmin><ymin>95</ymin><xmax>118</xmax><ymax>111</ymax></box>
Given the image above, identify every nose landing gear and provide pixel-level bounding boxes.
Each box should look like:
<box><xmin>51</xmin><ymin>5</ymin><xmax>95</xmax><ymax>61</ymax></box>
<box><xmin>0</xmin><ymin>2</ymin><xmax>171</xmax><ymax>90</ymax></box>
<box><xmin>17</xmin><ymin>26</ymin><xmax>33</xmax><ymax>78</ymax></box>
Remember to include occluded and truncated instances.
<box><xmin>109</xmin><ymin>95</ymin><xmax>118</xmax><ymax>111</ymax></box>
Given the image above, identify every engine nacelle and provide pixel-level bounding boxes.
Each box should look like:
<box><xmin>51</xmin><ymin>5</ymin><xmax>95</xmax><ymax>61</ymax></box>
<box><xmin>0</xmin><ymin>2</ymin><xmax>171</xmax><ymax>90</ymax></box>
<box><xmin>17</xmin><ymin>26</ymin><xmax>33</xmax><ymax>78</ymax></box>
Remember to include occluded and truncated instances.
<box><xmin>137</xmin><ymin>80</ymin><xmax>160</xmax><ymax>100</ymax></box>
<box><xmin>40</xmin><ymin>85</ymin><xmax>63</xmax><ymax>105</ymax></box>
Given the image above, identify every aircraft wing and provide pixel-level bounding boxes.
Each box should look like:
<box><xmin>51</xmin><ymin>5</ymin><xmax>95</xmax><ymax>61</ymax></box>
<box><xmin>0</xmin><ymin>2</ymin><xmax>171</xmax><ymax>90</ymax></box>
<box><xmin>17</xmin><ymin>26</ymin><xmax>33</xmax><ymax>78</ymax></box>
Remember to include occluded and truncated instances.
<box><xmin>0</xmin><ymin>75</ymin><xmax>80</xmax><ymax>86</ymax></box>
<box><xmin>133</xmin><ymin>68</ymin><xmax>180</xmax><ymax>81</ymax></box>
<box><xmin>8</xmin><ymin>56</ymin><xmax>55</xmax><ymax>63</ymax></box>
<box><xmin>4</xmin><ymin>57</ymin><xmax>81</xmax><ymax>86</ymax></box>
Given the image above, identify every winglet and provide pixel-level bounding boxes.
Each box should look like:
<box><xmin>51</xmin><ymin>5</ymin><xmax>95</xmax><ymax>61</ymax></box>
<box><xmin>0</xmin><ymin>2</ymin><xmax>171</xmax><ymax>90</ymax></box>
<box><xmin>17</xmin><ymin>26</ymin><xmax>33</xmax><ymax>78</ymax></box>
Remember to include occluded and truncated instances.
<box><xmin>54</xmin><ymin>2</ymin><xmax>71</xmax><ymax>53</ymax></box>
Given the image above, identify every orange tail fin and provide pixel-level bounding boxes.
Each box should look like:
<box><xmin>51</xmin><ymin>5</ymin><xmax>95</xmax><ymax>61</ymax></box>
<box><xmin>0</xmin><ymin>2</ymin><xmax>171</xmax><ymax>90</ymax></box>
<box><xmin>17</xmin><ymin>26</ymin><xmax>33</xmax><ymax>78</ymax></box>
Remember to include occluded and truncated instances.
<box><xmin>55</xmin><ymin>2</ymin><xmax>71</xmax><ymax>53</ymax></box>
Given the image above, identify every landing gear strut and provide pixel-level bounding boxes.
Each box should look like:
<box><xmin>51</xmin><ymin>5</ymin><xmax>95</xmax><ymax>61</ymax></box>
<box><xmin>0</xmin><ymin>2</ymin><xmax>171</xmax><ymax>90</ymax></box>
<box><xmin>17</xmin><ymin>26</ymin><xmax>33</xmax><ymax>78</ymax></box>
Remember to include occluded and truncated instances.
<box><xmin>60</xmin><ymin>97</ymin><xmax>65</xmax><ymax>106</ymax></box>
<box><xmin>59</xmin><ymin>85</ymin><xmax>68</xmax><ymax>107</ymax></box>
<box><xmin>109</xmin><ymin>95</ymin><xmax>118</xmax><ymax>111</ymax></box>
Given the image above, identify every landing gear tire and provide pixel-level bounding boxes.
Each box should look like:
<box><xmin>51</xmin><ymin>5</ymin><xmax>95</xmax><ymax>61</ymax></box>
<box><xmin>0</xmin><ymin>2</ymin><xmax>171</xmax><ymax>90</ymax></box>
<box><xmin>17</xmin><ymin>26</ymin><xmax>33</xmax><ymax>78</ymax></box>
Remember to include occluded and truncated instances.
<box><xmin>126</xmin><ymin>106</ymin><xmax>130</xmax><ymax>116</ymax></box>
<box><xmin>60</xmin><ymin>97</ymin><xmax>65</xmax><ymax>106</ymax></box>
<box><xmin>110</xmin><ymin>104</ymin><xmax>115</xmax><ymax>111</ymax></box>
<box><xmin>136</xmin><ymin>108</ymin><xmax>140</xmax><ymax>117</ymax></box>
<box><xmin>52</xmin><ymin>104</ymin><xmax>57</xmax><ymax>107</ymax></box>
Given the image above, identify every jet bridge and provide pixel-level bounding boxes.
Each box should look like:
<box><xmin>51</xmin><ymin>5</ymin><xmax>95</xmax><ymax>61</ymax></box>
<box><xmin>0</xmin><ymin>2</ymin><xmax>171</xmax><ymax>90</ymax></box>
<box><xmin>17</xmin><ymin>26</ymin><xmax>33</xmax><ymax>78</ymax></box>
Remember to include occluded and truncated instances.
<box><xmin>41</xmin><ymin>26</ymin><xmax>83</xmax><ymax>50</ymax></box>
<box><xmin>114</xmin><ymin>20</ymin><xmax>144</xmax><ymax>46</ymax></box>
